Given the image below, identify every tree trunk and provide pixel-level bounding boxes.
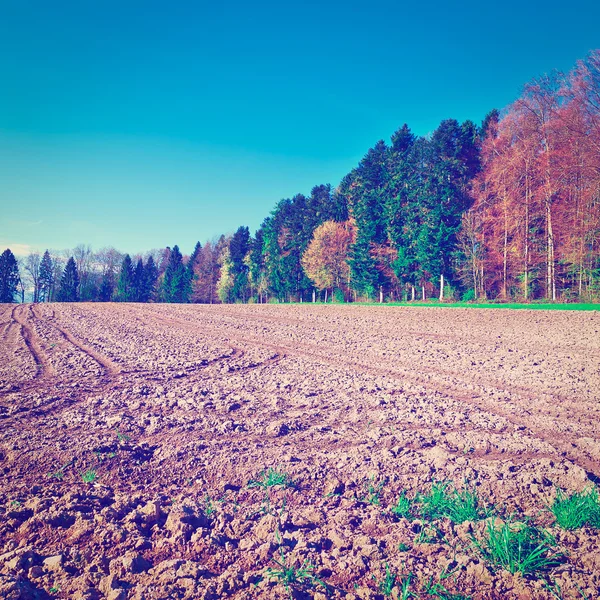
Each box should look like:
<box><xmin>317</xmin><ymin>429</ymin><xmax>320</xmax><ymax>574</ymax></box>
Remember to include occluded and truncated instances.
<box><xmin>324</xmin><ymin>289</ymin><xmax>328</xmax><ymax>303</ymax></box>
<box><xmin>439</xmin><ymin>274</ymin><xmax>444</xmax><ymax>301</ymax></box>
<box><xmin>422</xmin><ymin>285</ymin><xmax>425</xmax><ymax>301</ymax></box>
<box><xmin>546</xmin><ymin>200</ymin><xmax>556</xmax><ymax>301</ymax></box>
<box><xmin>379</xmin><ymin>286</ymin><xmax>383</xmax><ymax>303</ymax></box>
<box><xmin>503</xmin><ymin>196</ymin><xmax>508</xmax><ymax>299</ymax></box>
<box><xmin>524</xmin><ymin>170</ymin><xmax>530</xmax><ymax>300</ymax></box>
<box><xmin>411</xmin><ymin>285</ymin><xmax>415</xmax><ymax>301</ymax></box>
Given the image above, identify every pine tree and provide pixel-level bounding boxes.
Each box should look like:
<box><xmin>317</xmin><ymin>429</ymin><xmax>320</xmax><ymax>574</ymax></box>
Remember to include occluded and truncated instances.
<box><xmin>186</xmin><ymin>242</ymin><xmax>202</xmax><ymax>302</ymax></box>
<box><xmin>133</xmin><ymin>258</ymin><xmax>145</xmax><ymax>302</ymax></box>
<box><xmin>347</xmin><ymin>141</ymin><xmax>390</xmax><ymax>299</ymax></box>
<box><xmin>56</xmin><ymin>257</ymin><xmax>79</xmax><ymax>302</ymax></box>
<box><xmin>161</xmin><ymin>245</ymin><xmax>188</xmax><ymax>302</ymax></box>
<box><xmin>0</xmin><ymin>249</ymin><xmax>20</xmax><ymax>303</ymax></box>
<box><xmin>98</xmin><ymin>274</ymin><xmax>114</xmax><ymax>301</ymax></box>
<box><xmin>115</xmin><ymin>255</ymin><xmax>135</xmax><ymax>302</ymax></box>
<box><xmin>38</xmin><ymin>250</ymin><xmax>54</xmax><ymax>302</ymax></box>
<box><xmin>142</xmin><ymin>255</ymin><xmax>158</xmax><ymax>302</ymax></box>
<box><xmin>229</xmin><ymin>226</ymin><xmax>251</xmax><ymax>301</ymax></box>
<box><xmin>248</xmin><ymin>228</ymin><xmax>267</xmax><ymax>302</ymax></box>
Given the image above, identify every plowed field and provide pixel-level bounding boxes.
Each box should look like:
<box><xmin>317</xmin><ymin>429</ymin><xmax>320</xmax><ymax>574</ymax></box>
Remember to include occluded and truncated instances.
<box><xmin>1</xmin><ymin>303</ymin><xmax>599</xmax><ymax>599</ymax></box>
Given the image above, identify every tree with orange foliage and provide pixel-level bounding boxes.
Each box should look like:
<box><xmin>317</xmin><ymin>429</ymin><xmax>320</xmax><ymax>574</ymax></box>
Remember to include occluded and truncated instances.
<box><xmin>301</xmin><ymin>220</ymin><xmax>354</xmax><ymax>301</ymax></box>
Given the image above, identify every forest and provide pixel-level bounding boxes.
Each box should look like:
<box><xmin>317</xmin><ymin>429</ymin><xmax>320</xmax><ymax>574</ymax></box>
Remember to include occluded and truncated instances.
<box><xmin>2</xmin><ymin>51</ymin><xmax>599</xmax><ymax>304</ymax></box>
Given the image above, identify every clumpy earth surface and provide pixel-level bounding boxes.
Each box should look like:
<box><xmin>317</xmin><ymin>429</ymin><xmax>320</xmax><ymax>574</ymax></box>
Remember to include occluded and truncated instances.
<box><xmin>1</xmin><ymin>303</ymin><xmax>599</xmax><ymax>599</ymax></box>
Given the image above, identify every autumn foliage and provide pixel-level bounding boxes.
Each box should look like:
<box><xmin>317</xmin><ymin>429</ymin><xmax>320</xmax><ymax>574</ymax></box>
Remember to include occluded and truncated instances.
<box><xmin>301</xmin><ymin>220</ymin><xmax>355</xmax><ymax>298</ymax></box>
<box><xmin>466</xmin><ymin>52</ymin><xmax>600</xmax><ymax>301</ymax></box>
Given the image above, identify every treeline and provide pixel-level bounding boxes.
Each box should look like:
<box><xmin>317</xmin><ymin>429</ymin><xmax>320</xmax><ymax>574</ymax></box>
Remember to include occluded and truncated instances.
<box><xmin>1</xmin><ymin>51</ymin><xmax>598</xmax><ymax>305</ymax></box>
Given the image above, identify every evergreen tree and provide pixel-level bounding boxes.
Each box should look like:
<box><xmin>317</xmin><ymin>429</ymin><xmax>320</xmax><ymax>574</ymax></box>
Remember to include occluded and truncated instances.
<box><xmin>142</xmin><ymin>255</ymin><xmax>158</xmax><ymax>302</ymax></box>
<box><xmin>98</xmin><ymin>273</ymin><xmax>114</xmax><ymax>301</ymax></box>
<box><xmin>385</xmin><ymin>125</ymin><xmax>417</xmax><ymax>294</ymax></box>
<box><xmin>248</xmin><ymin>228</ymin><xmax>267</xmax><ymax>302</ymax></box>
<box><xmin>115</xmin><ymin>255</ymin><xmax>135</xmax><ymax>302</ymax></box>
<box><xmin>161</xmin><ymin>245</ymin><xmax>188</xmax><ymax>302</ymax></box>
<box><xmin>56</xmin><ymin>257</ymin><xmax>79</xmax><ymax>302</ymax></box>
<box><xmin>229</xmin><ymin>226</ymin><xmax>251</xmax><ymax>301</ymax></box>
<box><xmin>0</xmin><ymin>249</ymin><xmax>20</xmax><ymax>303</ymax></box>
<box><xmin>133</xmin><ymin>258</ymin><xmax>145</xmax><ymax>302</ymax></box>
<box><xmin>347</xmin><ymin>141</ymin><xmax>390</xmax><ymax>298</ymax></box>
<box><xmin>421</xmin><ymin>119</ymin><xmax>480</xmax><ymax>294</ymax></box>
<box><xmin>184</xmin><ymin>241</ymin><xmax>201</xmax><ymax>302</ymax></box>
<box><xmin>38</xmin><ymin>250</ymin><xmax>54</xmax><ymax>302</ymax></box>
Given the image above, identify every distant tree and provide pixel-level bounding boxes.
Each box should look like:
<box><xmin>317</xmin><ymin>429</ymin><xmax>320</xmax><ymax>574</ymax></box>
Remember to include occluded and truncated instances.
<box><xmin>115</xmin><ymin>255</ymin><xmax>135</xmax><ymax>302</ymax></box>
<box><xmin>49</xmin><ymin>253</ymin><xmax>64</xmax><ymax>302</ymax></box>
<box><xmin>142</xmin><ymin>255</ymin><xmax>158</xmax><ymax>302</ymax></box>
<box><xmin>24</xmin><ymin>252</ymin><xmax>42</xmax><ymax>302</ymax></box>
<box><xmin>346</xmin><ymin>141</ymin><xmax>390</xmax><ymax>299</ymax></box>
<box><xmin>133</xmin><ymin>258</ymin><xmax>145</xmax><ymax>302</ymax></box>
<box><xmin>161</xmin><ymin>245</ymin><xmax>188</xmax><ymax>302</ymax></box>
<box><xmin>95</xmin><ymin>247</ymin><xmax>123</xmax><ymax>300</ymax></box>
<box><xmin>187</xmin><ymin>241</ymin><xmax>201</xmax><ymax>292</ymax></box>
<box><xmin>301</xmin><ymin>220</ymin><xmax>354</xmax><ymax>301</ymax></box>
<box><xmin>98</xmin><ymin>274</ymin><xmax>114</xmax><ymax>301</ymax></box>
<box><xmin>38</xmin><ymin>250</ymin><xmax>54</xmax><ymax>302</ymax></box>
<box><xmin>192</xmin><ymin>239</ymin><xmax>225</xmax><ymax>303</ymax></box>
<box><xmin>56</xmin><ymin>257</ymin><xmax>79</xmax><ymax>302</ymax></box>
<box><xmin>229</xmin><ymin>226</ymin><xmax>251</xmax><ymax>301</ymax></box>
<box><xmin>0</xmin><ymin>249</ymin><xmax>20</xmax><ymax>303</ymax></box>
<box><xmin>217</xmin><ymin>247</ymin><xmax>234</xmax><ymax>303</ymax></box>
<box><xmin>72</xmin><ymin>244</ymin><xmax>94</xmax><ymax>300</ymax></box>
<box><xmin>247</xmin><ymin>228</ymin><xmax>267</xmax><ymax>302</ymax></box>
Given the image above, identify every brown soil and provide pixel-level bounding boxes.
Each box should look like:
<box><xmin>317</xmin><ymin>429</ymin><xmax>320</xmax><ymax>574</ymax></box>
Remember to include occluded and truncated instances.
<box><xmin>1</xmin><ymin>303</ymin><xmax>599</xmax><ymax>600</ymax></box>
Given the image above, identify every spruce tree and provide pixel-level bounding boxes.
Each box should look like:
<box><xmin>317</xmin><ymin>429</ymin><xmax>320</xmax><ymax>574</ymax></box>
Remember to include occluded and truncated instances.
<box><xmin>161</xmin><ymin>245</ymin><xmax>188</xmax><ymax>302</ymax></box>
<box><xmin>133</xmin><ymin>258</ymin><xmax>145</xmax><ymax>302</ymax></box>
<box><xmin>0</xmin><ymin>249</ymin><xmax>20</xmax><ymax>303</ymax></box>
<box><xmin>116</xmin><ymin>255</ymin><xmax>135</xmax><ymax>302</ymax></box>
<box><xmin>38</xmin><ymin>250</ymin><xmax>54</xmax><ymax>302</ymax></box>
<box><xmin>56</xmin><ymin>257</ymin><xmax>79</xmax><ymax>302</ymax></box>
<box><xmin>142</xmin><ymin>255</ymin><xmax>158</xmax><ymax>302</ymax></box>
<box><xmin>185</xmin><ymin>242</ymin><xmax>201</xmax><ymax>302</ymax></box>
<box><xmin>98</xmin><ymin>274</ymin><xmax>114</xmax><ymax>301</ymax></box>
<box><xmin>230</xmin><ymin>227</ymin><xmax>250</xmax><ymax>301</ymax></box>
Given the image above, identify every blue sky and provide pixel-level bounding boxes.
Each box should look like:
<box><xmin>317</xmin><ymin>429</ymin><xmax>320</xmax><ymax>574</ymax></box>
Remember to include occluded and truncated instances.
<box><xmin>1</xmin><ymin>0</ymin><xmax>599</xmax><ymax>256</ymax></box>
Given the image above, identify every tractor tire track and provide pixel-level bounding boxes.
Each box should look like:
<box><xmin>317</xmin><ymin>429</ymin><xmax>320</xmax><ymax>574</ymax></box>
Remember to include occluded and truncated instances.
<box><xmin>12</xmin><ymin>304</ymin><xmax>57</xmax><ymax>378</ymax></box>
<box><xmin>32</xmin><ymin>304</ymin><xmax>122</xmax><ymax>377</ymax></box>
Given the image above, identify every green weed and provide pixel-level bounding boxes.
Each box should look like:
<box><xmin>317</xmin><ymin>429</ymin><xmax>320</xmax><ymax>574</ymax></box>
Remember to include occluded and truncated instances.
<box><xmin>116</xmin><ymin>430</ymin><xmax>130</xmax><ymax>443</ymax></box>
<box><xmin>423</xmin><ymin>567</ymin><xmax>470</xmax><ymax>599</ymax></box>
<box><xmin>399</xmin><ymin>573</ymin><xmax>416</xmax><ymax>600</ymax></box>
<box><xmin>48</xmin><ymin>459</ymin><xmax>73</xmax><ymax>481</ymax></box>
<box><xmin>543</xmin><ymin>578</ymin><xmax>564</xmax><ymax>600</ymax></box>
<box><xmin>551</xmin><ymin>487</ymin><xmax>600</xmax><ymax>530</ymax></box>
<box><xmin>416</xmin><ymin>523</ymin><xmax>444</xmax><ymax>544</ymax></box>
<box><xmin>473</xmin><ymin>518</ymin><xmax>563</xmax><ymax>576</ymax></box>
<box><xmin>81</xmin><ymin>469</ymin><xmax>98</xmax><ymax>484</ymax></box>
<box><xmin>248</xmin><ymin>468</ymin><xmax>297</xmax><ymax>489</ymax></box>
<box><xmin>264</xmin><ymin>540</ymin><xmax>326</xmax><ymax>598</ymax></box>
<box><xmin>391</xmin><ymin>490</ymin><xmax>417</xmax><ymax>520</ymax></box>
<box><xmin>360</xmin><ymin>475</ymin><xmax>387</xmax><ymax>505</ymax></box>
<box><xmin>419</xmin><ymin>481</ymin><xmax>487</xmax><ymax>523</ymax></box>
<box><xmin>373</xmin><ymin>563</ymin><xmax>396</xmax><ymax>597</ymax></box>
<box><xmin>203</xmin><ymin>494</ymin><xmax>215</xmax><ymax>518</ymax></box>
